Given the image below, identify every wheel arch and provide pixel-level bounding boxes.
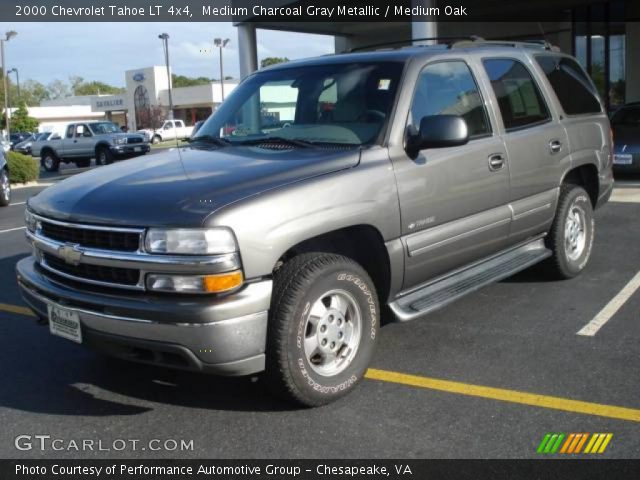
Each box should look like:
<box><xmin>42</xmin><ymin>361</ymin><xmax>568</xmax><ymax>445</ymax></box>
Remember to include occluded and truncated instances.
<box><xmin>560</xmin><ymin>163</ymin><xmax>599</xmax><ymax>208</ymax></box>
<box><xmin>275</xmin><ymin>224</ymin><xmax>392</xmax><ymax>305</ymax></box>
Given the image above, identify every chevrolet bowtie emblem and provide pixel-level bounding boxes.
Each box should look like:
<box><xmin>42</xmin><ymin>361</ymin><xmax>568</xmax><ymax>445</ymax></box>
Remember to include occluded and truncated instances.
<box><xmin>58</xmin><ymin>244</ymin><xmax>84</xmax><ymax>266</ymax></box>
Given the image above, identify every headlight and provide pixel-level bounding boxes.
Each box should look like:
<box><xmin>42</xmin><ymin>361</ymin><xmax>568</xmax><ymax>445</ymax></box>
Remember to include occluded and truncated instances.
<box><xmin>144</xmin><ymin>228</ymin><xmax>237</xmax><ymax>255</ymax></box>
<box><xmin>25</xmin><ymin>210</ymin><xmax>38</xmax><ymax>233</ymax></box>
<box><xmin>113</xmin><ymin>137</ymin><xmax>128</xmax><ymax>145</ymax></box>
<box><xmin>146</xmin><ymin>271</ymin><xmax>243</xmax><ymax>293</ymax></box>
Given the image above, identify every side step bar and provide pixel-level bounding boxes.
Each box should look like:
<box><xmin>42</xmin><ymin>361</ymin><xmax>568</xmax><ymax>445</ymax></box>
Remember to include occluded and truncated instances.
<box><xmin>389</xmin><ymin>239</ymin><xmax>552</xmax><ymax>322</ymax></box>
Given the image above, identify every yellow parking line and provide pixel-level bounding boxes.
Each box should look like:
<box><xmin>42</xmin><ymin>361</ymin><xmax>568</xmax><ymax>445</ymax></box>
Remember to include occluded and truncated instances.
<box><xmin>1</xmin><ymin>301</ymin><xmax>638</xmax><ymax>422</ymax></box>
<box><xmin>0</xmin><ymin>303</ymin><xmax>35</xmax><ymax>317</ymax></box>
<box><xmin>365</xmin><ymin>368</ymin><xmax>640</xmax><ymax>423</ymax></box>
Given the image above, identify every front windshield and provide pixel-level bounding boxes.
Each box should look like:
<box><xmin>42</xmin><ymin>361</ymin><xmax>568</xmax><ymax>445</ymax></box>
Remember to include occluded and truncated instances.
<box><xmin>89</xmin><ymin>122</ymin><xmax>120</xmax><ymax>135</ymax></box>
<box><xmin>196</xmin><ymin>61</ymin><xmax>404</xmax><ymax>146</ymax></box>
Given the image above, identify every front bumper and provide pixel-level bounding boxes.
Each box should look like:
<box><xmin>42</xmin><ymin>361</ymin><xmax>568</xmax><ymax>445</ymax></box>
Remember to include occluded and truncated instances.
<box><xmin>110</xmin><ymin>144</ymin><xmax>150</xmax><ymax>157</ymax></box>
<box><xmin>16</xmin><ymin>257</ymin><xmax>272</xmax><ymax>376</ymax></box>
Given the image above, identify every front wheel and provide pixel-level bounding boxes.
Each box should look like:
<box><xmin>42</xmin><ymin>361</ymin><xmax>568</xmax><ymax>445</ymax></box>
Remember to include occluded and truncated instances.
<box><xmin>265</xmin><ymin>253</ymin><xmax>379</xmax><ymax>407</ymax></box>
<box><xmin>544</xmin><ymin>185</ymin><xmax>595</xmax><ymax>279</ymax></box>
<box><xmin>151</xmin><ymin>135</ymin><xmax>161</xmax><ymax>144</ymax></box>
<box><xmin>95</xmin><ymin>147</ymin><xmax>113</xmax><ymax>166</ymax></box>
<box><xmin>41</xmin><ymin>152</ymin><xmax>60</xmax><ymax>172</ymax></box>
<box><xmin>0</xmin><ymin>169</ymin><xmax>10</xmax><ymax>206</ymax></box>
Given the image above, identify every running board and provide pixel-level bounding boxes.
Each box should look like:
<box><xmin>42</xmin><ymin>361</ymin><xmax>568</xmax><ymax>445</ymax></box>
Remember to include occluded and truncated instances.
<box><xmin>389</xmin><ymin>239</ymin><xmax>551</xmax><ymax>322</ymax></box>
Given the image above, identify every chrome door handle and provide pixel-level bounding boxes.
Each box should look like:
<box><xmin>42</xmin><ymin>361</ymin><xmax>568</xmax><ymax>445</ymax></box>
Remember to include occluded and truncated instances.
<box><xmin>549</xmin><ymin>140</ymin><xmax>562</xmax><ymax>154</ymax></box>
<box><xmin>488</xmin><ymin>154</ymin><xmax>505</xmax><ymax>171</ymax></box>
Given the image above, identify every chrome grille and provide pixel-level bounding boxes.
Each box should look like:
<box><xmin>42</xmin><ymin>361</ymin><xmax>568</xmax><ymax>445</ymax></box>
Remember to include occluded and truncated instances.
<box><xmin>40</xmin><ymin>220</ymin><xmax>141</xmax><ymax>252</ymax></box>
<box><xmin>42</xmin><ymin>252</ymin><xmax>141</xmax><ymax>287</ymax></box>
<box><xmin>127</xmin><ymin>137</ymin><xmax>144</xmax><ymax>144</ymax></box>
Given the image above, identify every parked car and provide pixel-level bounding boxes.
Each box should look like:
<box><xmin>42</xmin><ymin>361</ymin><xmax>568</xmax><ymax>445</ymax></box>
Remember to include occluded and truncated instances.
<box><xmin>13</xmin><ymin>132</ymin><xmax>45</xmax><ymax>155</ymax></box>
<box><xmin>139</xmin><ymin>119</ymin><xmax>194</xmax><ymax>144</ymax></box>
<box><xmin>17</xmin><ymin>40</ymin><xmax>613</xmax><ymax>406</ymax></box>
<box><xmin>32</xmin><ymin>121</ymin><xmax>149</xmax><ymax>172</ymax></box>
<box><xmin>0</xmin><ymin>134</ymin><xmax>9</xmax><ymax>153</ymax></box>
<box><xmin>611</xmin><ymin>102</ymin><xmax>640</xmax><ymax>173</ymax></box>
<box><xmin>10</xmin><ymin>132</ymin><xmax>32</xmax><ymax>150</ymax></box>
<box><xmin>0</xmin><ymin>150</ymin><xmax>10</xmax><ymax>206</ymax></box>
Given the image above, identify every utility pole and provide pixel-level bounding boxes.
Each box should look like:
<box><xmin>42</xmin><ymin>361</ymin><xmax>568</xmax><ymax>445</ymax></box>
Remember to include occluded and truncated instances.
<box><xmin>1</xmin><ymin>31</ymin><xmax>17</xmax><ymax>137</ymax></box>
<box><xmin>158</xmin><ymin>33</ymin><xmax>174</xmax><ymax>120</ymax></box>
<box><xmin>214</xmin><ymin>38</ymin><xmax>230</xmax><ymax>101</ymax></box>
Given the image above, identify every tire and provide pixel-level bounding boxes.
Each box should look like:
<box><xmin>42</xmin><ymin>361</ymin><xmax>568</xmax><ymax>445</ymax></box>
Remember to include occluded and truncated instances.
<box><xmin>0</xmin><ymin>168</ymin><xmax>10</xmax><ymax>206</ymax></box>
<box><xmin>96</xmin><ymin>147</ymin><xmax>113</xmax><ymax>166</ymax></box>
<box><xmin>75</xmin><ymin>158</ymin><xmax>91</xmax><ymax>168</ymax></box>
<box><xmin>265</xmin><ymin>253</ymin><xmax>379</xmax><ymax>407</ymax></box>
<box><xmin>544</xmin><ymin>184</ymin><xmax>595</xmax><ymax>279</ymax></box>
<box><xmin>151</xmin><ymin>135</ymin><xmax>161</xmax><ymax>144</ymax></box>
<box><xmin>41</xmin><ymin>151</ymin><xmax>60</xmax><ymax>172</ymax></box>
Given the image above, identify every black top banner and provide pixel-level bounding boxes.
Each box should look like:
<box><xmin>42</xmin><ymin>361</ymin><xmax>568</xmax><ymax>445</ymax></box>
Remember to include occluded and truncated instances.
<box><xmin>3</xmin><ymin>0</ymin><xmax>637</xmax><ymax>22</ymax></box>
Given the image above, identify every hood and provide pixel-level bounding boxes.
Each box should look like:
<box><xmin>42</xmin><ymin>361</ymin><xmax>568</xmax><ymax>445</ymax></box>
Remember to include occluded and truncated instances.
<box><xmin>613</xmin><ymin>125</ymin><xmax>640</xmax><ymax>153</ymax></box>
<box><xmin>28</xmin><ymin>145</ymin><xmax>360</xmax><ymax>227</ymax></box>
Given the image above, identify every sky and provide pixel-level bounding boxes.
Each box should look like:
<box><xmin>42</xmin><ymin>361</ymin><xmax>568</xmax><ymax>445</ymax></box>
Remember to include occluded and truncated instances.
<box><xmin>0</xmin><ymin>22</ymin><xmax>335</xmax><ymax>87</ymax></box>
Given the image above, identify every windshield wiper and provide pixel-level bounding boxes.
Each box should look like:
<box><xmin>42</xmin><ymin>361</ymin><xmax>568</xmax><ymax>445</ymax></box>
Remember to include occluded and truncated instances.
<box><xmin>187</xmin><ymin>135</ymin><xmax>230</xmax><ymax>147</ymax></box>
<box><xmin>231</xmin><ymin>136</ymin><xmax>318</xmax><ymax>148</ymax></box>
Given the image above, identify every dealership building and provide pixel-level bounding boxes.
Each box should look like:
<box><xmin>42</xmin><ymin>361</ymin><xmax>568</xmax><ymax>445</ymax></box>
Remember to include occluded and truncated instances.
<box><xmin>33</xmin><ymin>66</ymin><xmax>238</xmax><ymax>133</ymax></box>
<box><xmin>235</xmin><ymin>0</ymin><xmax>639</xmax><ymax>109</ymax></box>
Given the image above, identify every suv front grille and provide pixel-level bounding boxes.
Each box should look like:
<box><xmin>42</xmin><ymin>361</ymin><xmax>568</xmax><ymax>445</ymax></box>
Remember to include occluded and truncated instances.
<box><xmin>42</xmin><ymin>253</ymin><xmax>141</xmax><ymax>286</ymax></box>
<box><xmin>127</xmin><ymin>137</ymin><xmax>143</xmax><ymax>144</ymax></box>
<box><xmin>41</xmin><ymin>221</ymin><xmax>141</xmax><ymax>252</ymax></box>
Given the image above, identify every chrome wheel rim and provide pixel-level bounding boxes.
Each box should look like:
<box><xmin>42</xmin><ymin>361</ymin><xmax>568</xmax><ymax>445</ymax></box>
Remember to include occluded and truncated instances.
<box><xmin>303</xmin><ymin>289</ymin><xmax>362</xmax><ymax>377</ymax></box>
<box><xmin>44</xmin><ymin>156</ymin><xmax>54</xmax><ymax>170</ymax></box>
<box><xmin>98</xmin><ymin>151</ymin><xmax>106</xmax><ymax>164</ymax></box>
<box><xmin>564</xmin><ymin>203</ymin><xmax>586</xmax><ymax>261</ymax></box>
<box><xmin>1</xmin><ymin>172</ymin><xmax>9</xmax><ymax>201</ymax></box>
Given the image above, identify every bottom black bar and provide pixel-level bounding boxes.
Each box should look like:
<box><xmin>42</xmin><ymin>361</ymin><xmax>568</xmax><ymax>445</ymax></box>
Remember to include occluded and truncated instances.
<box><xmin>1</xmin><ymin>459</ymin><xmax>639</xmax><ymax>480</ymax></box>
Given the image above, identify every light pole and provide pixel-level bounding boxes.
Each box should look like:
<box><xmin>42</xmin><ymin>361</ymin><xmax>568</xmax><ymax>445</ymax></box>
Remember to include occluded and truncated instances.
<box><xmin>158</xmin><ymin>33</ymin><xmax>174</xmax><ymax>120</ymax></box>
<box><xmin>8</xmin><ymin>68</ymin><xmax>19</xmax><ymax>103</ymax></box>
<box><xmin>214</xmin><ymin>38</ymin><xmax>230</xmax><ymax>101</ymax></box>
<box><xmin>1</xmin><ymin>30</ymin><xmax>17</xmax><ymax>137</ymax></box>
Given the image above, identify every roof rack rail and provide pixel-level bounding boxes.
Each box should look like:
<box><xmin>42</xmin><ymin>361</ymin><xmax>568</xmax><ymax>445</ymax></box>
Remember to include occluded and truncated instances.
<box><xmin>346</xmin><ymin>36</ymin><xmax>484</xmax><ymax>53</ymax></box>
<box><xmin>450</xmin><ymin>39</ymin><xmax>559</xmax><ymax>51</ymax></box>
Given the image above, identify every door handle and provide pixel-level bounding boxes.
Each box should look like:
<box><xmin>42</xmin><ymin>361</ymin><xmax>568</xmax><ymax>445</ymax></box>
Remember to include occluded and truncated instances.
<box><xmin>488</xmin><ymin>154</ymin><xmax>505</xmax><ymax>172</ymax></box>
<box><xmin>549</xmin><ymin>139</ymin><xmax>562</xmax><ymax>154</ymax></box>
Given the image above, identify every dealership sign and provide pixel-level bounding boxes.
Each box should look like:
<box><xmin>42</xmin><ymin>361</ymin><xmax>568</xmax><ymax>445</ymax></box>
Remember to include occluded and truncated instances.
<box><xmin>91</xmin><ymin>95</ymin><xmax>127</xmax><ymax>112</ymax></box>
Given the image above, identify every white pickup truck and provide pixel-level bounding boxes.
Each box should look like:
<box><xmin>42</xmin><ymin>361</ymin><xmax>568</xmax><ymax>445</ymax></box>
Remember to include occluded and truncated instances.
<box><xmin>139</xmin><ymin>120</ymin><xmax>194</xmax><ymax>144</ymax></box>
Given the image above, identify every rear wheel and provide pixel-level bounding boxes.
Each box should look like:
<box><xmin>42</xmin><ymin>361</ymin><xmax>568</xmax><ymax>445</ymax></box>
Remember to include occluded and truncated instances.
<box><xmin>96</xmin><ymin>147</ymin><xmax>113</xmax><ymax>166</ymax></box>
<box><xmin>41</xmin><ymin>151</ymin><xmax>60</xmax><ymax>172</ymax></box>
<box><xmin>544</xmin><ymin>184</ymin><xmax>595</xmax><ymax>279</ymax></box>
<box><xmin>265</xmin><ymin>253</ymin><xmax>379</xmax><ymax>407</ymax></box>
<box><xmin>0</xmin><ymin>169</ymin><xmax>10</xmax><ymax>206</ymax></box>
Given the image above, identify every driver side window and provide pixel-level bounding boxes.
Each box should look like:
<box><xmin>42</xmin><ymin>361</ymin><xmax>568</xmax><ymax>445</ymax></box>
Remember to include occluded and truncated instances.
<box><xmin>409</xmin><ymin>61</ymin><xmax>491</xmax><ymax>138</ymax></box>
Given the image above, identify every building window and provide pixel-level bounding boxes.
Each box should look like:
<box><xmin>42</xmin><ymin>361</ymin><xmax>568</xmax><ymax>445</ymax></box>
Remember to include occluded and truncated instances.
<box><xmin>134</xmin><ymin>85</ymin><xmax>151</xmax><ymax>129</ymax></box>
<box><xmin>573</xmin><ymin>0</ymin><xmax>626</xmax><ymax>109</ymax></box>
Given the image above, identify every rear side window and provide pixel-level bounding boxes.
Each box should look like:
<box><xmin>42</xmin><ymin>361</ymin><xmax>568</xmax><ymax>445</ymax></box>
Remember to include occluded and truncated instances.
<box><xmin>611</xmin><ymin>106</ymin><xmax>640</xmax><ymax>126</ymax></box>
<box><xmin>535</xmin><ymin>56</ymin><xmax>601</xmax><ymax>115</ymax></box>
<box><xmin>482</xmin><ymin>59</ymin><xmax>550</xmax><ymax>131</ymax></box>
<box><xmin>409</xmin><ymin>61</ymin><xmax>491</xmax><ymax>138</ymax></box>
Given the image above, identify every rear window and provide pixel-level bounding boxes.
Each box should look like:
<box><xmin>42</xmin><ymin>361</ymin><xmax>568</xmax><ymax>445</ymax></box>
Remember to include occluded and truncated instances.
<box><xmin>482</xmin><ymin>59</ymin><xmax>550</xmax><ymax>131</ymax></box>
<box><xmin>611</xmin><ymin>106</ymin><xmax>640</xmax><ymax>126</ymax></box>
<box><xmin>535</xmin><ymin>55</ymin><xmax>602</xmax><ymax>115</ymax></box>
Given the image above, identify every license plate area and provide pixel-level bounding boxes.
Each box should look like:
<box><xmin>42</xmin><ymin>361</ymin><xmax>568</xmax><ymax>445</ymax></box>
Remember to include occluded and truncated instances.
<box><xmin>134</xmin><ymin>146</ymin><xmax>142</xmax><ymax>152</ymax></box>
<box><xmin>48</xmin><ymin>303</ymin><xmax>82</xmax><ymax>344</ymax></box>
<box><xmin>614</xmin><ymin>154</ymin><xmax>633</xmax><ymax>165</ymax></box>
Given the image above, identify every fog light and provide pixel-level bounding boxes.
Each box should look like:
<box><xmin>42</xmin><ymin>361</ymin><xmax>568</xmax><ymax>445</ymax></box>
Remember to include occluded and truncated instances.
<box><xmin>146</xmin><ymin>271</ymin><xmax>243</xmax><ymax>293</ymax></box>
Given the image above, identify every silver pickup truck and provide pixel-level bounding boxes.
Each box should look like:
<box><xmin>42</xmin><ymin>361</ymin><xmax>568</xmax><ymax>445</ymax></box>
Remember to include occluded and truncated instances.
<box><xmin>32</xmin><ymin>121</ymin><xmax>149</xmax><ymax>172</ymax></box>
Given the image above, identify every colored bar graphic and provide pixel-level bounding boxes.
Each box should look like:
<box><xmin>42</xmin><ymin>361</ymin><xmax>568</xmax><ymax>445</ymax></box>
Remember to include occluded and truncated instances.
<box><xmin>538</xmin><ymin>433</ymin><xmax>613</xmax><ymax>454</ymax></box>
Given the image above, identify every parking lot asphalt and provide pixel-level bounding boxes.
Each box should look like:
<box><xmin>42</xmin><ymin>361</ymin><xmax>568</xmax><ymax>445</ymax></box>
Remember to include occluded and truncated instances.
<box><xmin>0</xmin><ymin>165</ymin><xmax>639</xmax><ymax>459</ymax></box>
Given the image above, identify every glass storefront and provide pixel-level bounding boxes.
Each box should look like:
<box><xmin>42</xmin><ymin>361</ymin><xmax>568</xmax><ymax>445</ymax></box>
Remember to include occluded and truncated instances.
<box><xmin>573</xmin><ymin>0</ymin><xmax>626</xmax><ymax>110</ymax></box>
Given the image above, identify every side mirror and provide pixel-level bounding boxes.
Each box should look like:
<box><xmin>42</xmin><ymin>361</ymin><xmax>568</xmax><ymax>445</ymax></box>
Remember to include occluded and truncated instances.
<box><xmin>406</xmin><ymin>115</ymin><xmax>469</xmax><ymax>158</ymax></box>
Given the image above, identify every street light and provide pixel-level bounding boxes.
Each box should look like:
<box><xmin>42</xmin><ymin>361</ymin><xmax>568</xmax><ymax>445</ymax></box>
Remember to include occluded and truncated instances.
<box><xmin>214</xmin><ymin>38</ymin><xmax>230</xmax><ymax>101</ymax></box>
<box><xmin>158</xmin><ymin>33</ymin><xmax>174</xmax><ymax>120</ymax></box>
<box><xmin>1</xmin><ymin>30</ymin><xmax>17</xmax><ymax>137</ymax></box>
<box><xmin>8</xmin><ymin>68</ymin><xmax>19</xmax><ymax>104</ymax></box>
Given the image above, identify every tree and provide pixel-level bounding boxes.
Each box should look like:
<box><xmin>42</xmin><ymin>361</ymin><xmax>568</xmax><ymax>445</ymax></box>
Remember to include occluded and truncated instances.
<box><xmin>260</xmin><ymin>57</ymin><xmax>290</xmax><ymax>68</ymax></box>
<box><xmin>10</xmin><ymin>103</ymin><xmax>39</xmax><ymax>132</ymax></box>
<box><xmin>137</xmin><ymin>104</ymin><xmax>167</xmax><ymax>130</ymax></box>
<box><xmin>21</xmin><ymin>80</ymin><xmax>50</xmax><ymax>106</ymax></box>
<box><xmin>171</xmin><ymin>74</ymin><xmax>215</xmax><ymax>88</ymax></box>
<box><xmin>47</xmin><ymin>79</ymin><xmax>71</xmax><ymax>100</ymax></box>
<box><xmin>74</xmin><ymin>80</ymin><xmax>125</xmax><ymax>96</ymax></box>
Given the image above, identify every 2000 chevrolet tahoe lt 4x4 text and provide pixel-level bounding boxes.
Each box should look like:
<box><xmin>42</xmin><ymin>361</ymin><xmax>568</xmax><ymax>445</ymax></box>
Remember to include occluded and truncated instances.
<box><xmin>17</xmin><ymin>40</ymin><xmax>613</xmax><ymax>406</ymax></box>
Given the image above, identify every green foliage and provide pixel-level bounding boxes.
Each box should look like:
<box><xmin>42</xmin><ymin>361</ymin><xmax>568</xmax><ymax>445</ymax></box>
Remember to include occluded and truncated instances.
<box><xmin>260</xmin><ymin>57</ymin><xmax>290</xmax><ymax>68</ymax></box>
<box><xmin>171</xmin><ymin>74</ymin><xmax>215</xmax><ymax>88</ymax></box>
<box><xmin>6</xmin><ymin>151</ymin><xmax>40</xmax><ymax>184</ymax></box>
<box><xmin>11</xmin><ymin>103</ymin><xmax>39</xmax><ymax>132</ymax></box>
<box><xmin>70</xmin><ymin>75</ymin><xmax>125</xmax><ymax>95</ymax></box>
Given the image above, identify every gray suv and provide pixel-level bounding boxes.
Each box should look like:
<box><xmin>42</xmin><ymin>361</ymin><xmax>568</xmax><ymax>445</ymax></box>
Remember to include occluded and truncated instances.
<box><xmin>17</xmin><ymin>40</ymin><xmax>613</xmax><ymax>406</ymax></box>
